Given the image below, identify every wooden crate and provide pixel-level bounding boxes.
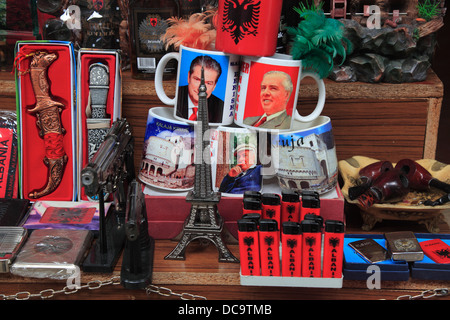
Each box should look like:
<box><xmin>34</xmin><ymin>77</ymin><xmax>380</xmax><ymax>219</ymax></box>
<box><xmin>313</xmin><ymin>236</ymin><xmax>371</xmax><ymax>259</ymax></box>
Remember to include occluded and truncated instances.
<box><xmin>297</xmin><ymin>70</ymin><xmax>443</xmax><ymax>163</ymax></box>
<box><xmin>0</xmin><ymin>69</ymin><xmax>443</xmax><ymax>172</ymax></box>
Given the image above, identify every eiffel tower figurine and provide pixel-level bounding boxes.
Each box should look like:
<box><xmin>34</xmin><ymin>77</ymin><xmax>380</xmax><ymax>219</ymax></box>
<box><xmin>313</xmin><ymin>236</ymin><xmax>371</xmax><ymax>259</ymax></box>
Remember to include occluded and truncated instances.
<box><xmin>164</xmin><ymin>67</ymin><xmax>238</xmax><ymax>263</ymax></box>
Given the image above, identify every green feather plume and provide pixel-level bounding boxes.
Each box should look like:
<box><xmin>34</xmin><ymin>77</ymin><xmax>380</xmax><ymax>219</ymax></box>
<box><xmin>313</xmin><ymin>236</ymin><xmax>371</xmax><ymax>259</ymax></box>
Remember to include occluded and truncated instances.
<box><xmin>287</xmin><ymin>1</ymin><xmax>352</xmax><ymax>78</ymax></box>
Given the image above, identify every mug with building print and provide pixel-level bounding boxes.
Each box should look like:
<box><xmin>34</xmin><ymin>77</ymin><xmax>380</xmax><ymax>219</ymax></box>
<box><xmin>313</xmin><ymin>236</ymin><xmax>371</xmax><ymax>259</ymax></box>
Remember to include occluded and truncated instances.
<box><xmin>234</xmin><ymin>53</ymin><xmax>326</xmax><ymax>132</ymax></box>
<box><xmin>270</xmin><ymin>116</ymin><xmax>338</xmax><ymax>194</ymax></box>
<box><xmin>210</xmin><ymin>125</ymin><xmax>263</xmax><ymax>195</ymax></box>
<box><xmin>138</xmin><ymin>107</ymin><xmax>195</xmax><ymax>191</ymax></box>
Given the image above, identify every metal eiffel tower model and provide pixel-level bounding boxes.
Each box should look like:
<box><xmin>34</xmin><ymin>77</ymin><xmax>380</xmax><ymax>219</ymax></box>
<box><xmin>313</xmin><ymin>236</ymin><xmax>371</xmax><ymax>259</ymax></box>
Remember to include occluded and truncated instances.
<box><xmin>165</xmin><ymin>67</ymin><xmax>238</xmax><ymax>263</ymax></box>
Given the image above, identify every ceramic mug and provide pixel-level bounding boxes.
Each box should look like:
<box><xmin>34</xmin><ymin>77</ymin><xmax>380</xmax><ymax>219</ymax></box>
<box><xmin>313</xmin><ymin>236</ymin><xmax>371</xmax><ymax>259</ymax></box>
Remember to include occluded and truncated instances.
<box><xmin>210</xmin><ymin>125</ymin><xmax>263</xmax><ymax>195</ymax></box>
<box><xmin>138</xmin><ymin>107</ymin><xmax>196</xmax><ymax>191</ymax></box>
<box><xmin>155</xmin><ymin>45</ymin><xmax>240</xmax><ymax>126</ymax></box>
<box><xmin>271</xmin><ymin>116</ymin><xmax>338</xmax><ymax>194</ymax></box>
<box><xmin>215</xmin><ymin>0</ymin><xmax>283</xmax><ymax>57</ymax></box>
<box><xmin>234</xmin><ymin>53</ymin><xmax>326</xmax><ymax>132</ymax></box>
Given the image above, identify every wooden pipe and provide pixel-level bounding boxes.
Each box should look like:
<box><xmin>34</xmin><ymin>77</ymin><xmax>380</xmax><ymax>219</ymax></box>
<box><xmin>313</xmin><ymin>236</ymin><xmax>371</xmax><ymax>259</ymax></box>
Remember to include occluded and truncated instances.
<box><xmin>395</xmin><ymin>159</ymin><xmax>450</xmax><ymax>193</ymax></box>
<box><xmin>357</xmin><ymin>169</ymin><xmax>409</xmax><ymax>209</ymax></box>
<box><xmin>395</xmin><ymin>159</ymin><xmax>450</xmax><ymax>206</ymax></box>
<box><xmin>348</xmin><ymin>160</ymin><xmax>393</xmax><ymax>200</ymax></box>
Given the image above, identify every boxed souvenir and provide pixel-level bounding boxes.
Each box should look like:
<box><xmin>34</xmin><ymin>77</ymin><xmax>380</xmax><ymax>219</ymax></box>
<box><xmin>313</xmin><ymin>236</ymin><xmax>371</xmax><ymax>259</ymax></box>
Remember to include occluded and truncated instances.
<box><xmin>237</xmin><ymin>191</ymin><xmax>345</xmax><ymax>288</ymax></box>
<box><xmin>14</xmin><ymin>40</ymin><xmax>76</xmax><ymax>202</ymax></box>
<box><xmin>344</xmin><ymin>234</ymin><xmax>410</xmax><ymax>281</ymax></box>
<box><xmin>76</xmin><ymin>48</ymin><xmax>122</xmax><ymax>201</ymax></box>
<box><xmin>10</xmin><ymin>228</ymin><xmax>92</xmax><ymax>280</ymax></box>
<box><xmin>0</xmin><ymin>198</ymin><xmax>30</xmax><ymax>227</ymax></box>
<box><xmin>0</xmin><ymin>226</ymin><xmax>28</xmax><ymax>273</ymax></box>
<box><xmin>22</xmin><ymin>200</ymin><xmax>112</xmax><ymax>233</ymax></box>
<box><xmin>411</xmin><ymin>234</ymin><xmax>450</xmax><ymax>280</ymax></box>
<box><xmin>0</xmin><ymin>110</ymin><xmax>20</xmax><ymax>199</ymax></box>
<box><xmin>144</xmin><ymin>177</ymin><xmax>345</xmax><ymax>240</ymax></box>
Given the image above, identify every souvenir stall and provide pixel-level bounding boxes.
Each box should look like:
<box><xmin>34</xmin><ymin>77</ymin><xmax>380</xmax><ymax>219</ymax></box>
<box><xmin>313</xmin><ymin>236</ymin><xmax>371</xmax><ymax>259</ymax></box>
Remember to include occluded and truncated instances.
<box><xmin>0</xmin><ymin>0</ymin><xmax>449</xmax><ymax>303</ymax></box>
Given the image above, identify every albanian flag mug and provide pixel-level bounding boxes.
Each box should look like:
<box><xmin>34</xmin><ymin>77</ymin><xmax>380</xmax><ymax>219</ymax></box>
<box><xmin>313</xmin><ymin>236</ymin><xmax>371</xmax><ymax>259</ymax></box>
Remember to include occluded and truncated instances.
<box><xmin>215</xmin><ymin>0</ymin><xmax>283</xmax><ymax>57</ymax></box>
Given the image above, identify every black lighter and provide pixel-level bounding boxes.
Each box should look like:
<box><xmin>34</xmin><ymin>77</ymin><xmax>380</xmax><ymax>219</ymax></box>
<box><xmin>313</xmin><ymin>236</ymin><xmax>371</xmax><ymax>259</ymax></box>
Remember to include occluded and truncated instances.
<box><xmin>300</xmin><ymin>192</ymin><xmax>320</xmax><ymax>221</ymax></box>
<box><xmin>243</xmin><ymin>198</ymin><xmax>262</xmax><ymax>216</ymax></box>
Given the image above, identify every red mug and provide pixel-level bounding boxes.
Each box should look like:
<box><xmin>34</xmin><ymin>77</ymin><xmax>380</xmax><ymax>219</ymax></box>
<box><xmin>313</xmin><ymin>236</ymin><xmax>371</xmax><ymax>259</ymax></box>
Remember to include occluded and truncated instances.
<box><xmin>215</xmin><ymin>0</ymin><xmax>283</xmax><ymax>57</ymax></box>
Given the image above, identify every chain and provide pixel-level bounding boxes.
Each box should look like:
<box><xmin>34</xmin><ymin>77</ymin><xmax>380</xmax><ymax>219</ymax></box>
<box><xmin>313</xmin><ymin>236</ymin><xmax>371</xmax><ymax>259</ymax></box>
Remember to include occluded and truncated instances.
<box><xmin>146</xmin><ymin>285</ymin><xmax>207</xmax><ymax>300</ymax></box>
<box><xmin>396</xmin><ymin>288</ymin><xmax>449</xmax><ymax>300</ymax></box>
<box><xmin>0</xmin><ymin>276</ymin><xmax>206</xmax><ymax>300</ymax></box>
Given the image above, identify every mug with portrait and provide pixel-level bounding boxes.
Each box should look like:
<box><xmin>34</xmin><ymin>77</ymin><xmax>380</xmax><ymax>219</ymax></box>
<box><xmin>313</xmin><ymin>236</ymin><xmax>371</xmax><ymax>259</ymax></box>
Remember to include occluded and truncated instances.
<box><xmin>155</xmin><ymin>45</ymin><xmax>240</xmax><ymax>126</ymax></box>
<box><xmin>210</xmin><ymin>126</ymin><xmax>263</xmax><ymax>195</ymax></box>
<box><xmin>234</xmin><ymin>53</ymin><xmax>326</xmax><ymax>132</ymax></box>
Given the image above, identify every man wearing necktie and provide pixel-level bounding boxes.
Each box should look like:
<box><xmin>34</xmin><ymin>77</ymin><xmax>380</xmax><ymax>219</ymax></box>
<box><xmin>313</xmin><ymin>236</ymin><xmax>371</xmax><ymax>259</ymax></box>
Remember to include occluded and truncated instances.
<box><xmin>243</xmin><ymin>71</ymin><xmax>293</xmax><ymax>130</ymax></box>
<box><xmin>176</xmin><ymin>55</ymin><xmax>224</xmax><ymax>123</ymax></box>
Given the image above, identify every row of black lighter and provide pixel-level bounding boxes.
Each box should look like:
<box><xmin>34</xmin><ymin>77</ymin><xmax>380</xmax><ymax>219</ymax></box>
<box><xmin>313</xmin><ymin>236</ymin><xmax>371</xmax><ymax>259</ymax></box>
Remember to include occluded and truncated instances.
<box><xmin>237</xmin><ymin>214</ymin><xmax>345</xmax><ymax>278</ymax></box>
<box><xmin>242</xmin><ymin>190</ymin><xmax>321</xmax><ymax>229</ymax></box>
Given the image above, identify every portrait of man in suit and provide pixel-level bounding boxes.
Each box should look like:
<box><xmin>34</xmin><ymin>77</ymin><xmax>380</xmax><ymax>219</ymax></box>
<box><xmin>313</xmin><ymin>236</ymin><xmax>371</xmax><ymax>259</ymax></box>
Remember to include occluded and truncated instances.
<box><xmin>176</xmin><ymin>55</ymin><xmax>224</xmax><ymax>123</ymax></box>
<box><xmin>243</xmin><ymin>70</ymin><xmax>293</xmax><ymax>130</ymax></box>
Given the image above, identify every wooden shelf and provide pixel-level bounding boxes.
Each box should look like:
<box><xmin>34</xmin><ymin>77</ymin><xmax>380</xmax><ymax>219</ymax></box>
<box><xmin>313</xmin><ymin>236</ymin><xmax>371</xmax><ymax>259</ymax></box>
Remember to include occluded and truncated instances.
<box><xmin>2</xmin><ymin>235</ymin><xmax>450</xmax><ymax>300</ymax></box>
<box><xmin>0</xmin><ymin>69</ymin><xmax>443</xmax><ymax>173</ymax></box>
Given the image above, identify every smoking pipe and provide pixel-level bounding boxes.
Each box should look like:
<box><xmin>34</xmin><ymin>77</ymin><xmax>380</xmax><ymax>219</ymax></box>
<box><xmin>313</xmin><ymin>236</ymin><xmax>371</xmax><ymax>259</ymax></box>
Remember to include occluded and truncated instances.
<box><xmin>357</xmin><ymin>169</ymin><xmax>409</xmax><ymax>209</ymax></box>
<box><xmin>348</xmin><ymin>161</ymin><xmax>393</xmax><ymax>200</ymax></box>
<box><xmin>395</xmin><ymin>159</ymin><xmax>450</xmax><ymax>206</ymax></box>
<box><xmin>395</xmin><ymin>159</ymin><xmax>450</xmax><ymax>193</ymax></box>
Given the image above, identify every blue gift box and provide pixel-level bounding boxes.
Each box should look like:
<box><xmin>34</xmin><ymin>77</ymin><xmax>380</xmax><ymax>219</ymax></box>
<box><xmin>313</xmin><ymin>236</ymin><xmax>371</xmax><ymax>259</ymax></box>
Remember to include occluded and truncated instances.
<box><xmin>343</xmin><ymin>234</ymin><xmax>410</xmax><ymax>281</ymax></box>
<box><xmin>411</xmin><ymin>233</ymin><xmax>450</xmax><ymax>280</ymax></box>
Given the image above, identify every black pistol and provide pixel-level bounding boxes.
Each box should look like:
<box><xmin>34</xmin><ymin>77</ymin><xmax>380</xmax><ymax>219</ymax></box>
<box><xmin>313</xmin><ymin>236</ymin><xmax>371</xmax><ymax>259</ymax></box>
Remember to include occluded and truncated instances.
<box><xmin>121</xmin><ymin>179</ymin><xmax>154</xmax><ymax>289</ymax></box>
<box><xmin>81</xmin><ymin>118</ymin><xmax>135</xmax><ymax>273</ymax></box>
<box><xmin>81</xmin><ymin>118</ymin><xmax>135</xmax><ymax>211</ymax></box>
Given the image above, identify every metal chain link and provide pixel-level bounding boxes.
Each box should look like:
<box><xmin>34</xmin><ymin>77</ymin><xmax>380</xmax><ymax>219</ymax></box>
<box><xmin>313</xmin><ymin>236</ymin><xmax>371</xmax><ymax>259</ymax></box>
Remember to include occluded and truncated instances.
<box><xmin>396</xmin><ymin>288</ymin><xmax>449</xmax><ymax>300</ymax></box>
<box><xmin>145</xmin><ymin>284</ymin><xmax>207</xmax><ymax>300</ymax></box>
<box><xmin>0</xmin><ymin>276</ymin><xmax>207</xmax><ymax>300</ymax></box>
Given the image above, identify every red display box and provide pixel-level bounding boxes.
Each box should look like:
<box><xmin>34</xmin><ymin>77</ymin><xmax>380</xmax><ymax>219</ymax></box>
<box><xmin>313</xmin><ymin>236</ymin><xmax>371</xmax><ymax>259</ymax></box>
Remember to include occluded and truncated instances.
<box><xmin>15</xmin><ymin>41</ymin><xmax>76</xmax><ymax>201</ymax></box>
<box><xmin>76</xmin><ymin>49</ymin><xmax>122</xmax><ymax>201</ymax></box>
<box><xmin>144</xmin><ymin>178</ymin><xmax>344</xmax><ymax>240</ymax></box>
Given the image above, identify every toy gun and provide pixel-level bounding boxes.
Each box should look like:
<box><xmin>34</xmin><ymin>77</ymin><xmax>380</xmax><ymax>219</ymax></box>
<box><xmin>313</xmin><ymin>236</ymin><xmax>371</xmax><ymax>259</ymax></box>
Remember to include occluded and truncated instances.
<box><xmin>81</xmin><ymin>118</ymin><xmax>135</xmax><ymax>272</ymax></box>
<box><xmin>81</xmin><ymin>118</ymin><xmax>135</xmax><ymax>210</ymax></box>
<box><xmin>121</xmin><ymin>179</ymin><xmax>154</xmax><ymax>289</ymax></box>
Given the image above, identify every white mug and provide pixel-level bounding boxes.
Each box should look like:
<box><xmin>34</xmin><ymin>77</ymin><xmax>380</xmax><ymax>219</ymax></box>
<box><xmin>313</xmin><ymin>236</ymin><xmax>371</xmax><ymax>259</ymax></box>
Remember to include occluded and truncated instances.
<box><xmin>138</xmin><ymin>107</ymin><xmax>196</xmax><ymax>191</ymax></box>
<box><xmin>234</xmin><ymin>53</ymin><xmax>326</xmax><ymax>131</ymax></box>
<box><xmin>271</xmin><ymin>116</ymin><xmax>338</xmax><ymax>194</ymax></box>
<box><xmin>155</xmin><ymin>45</ymin><xmax>240</xmax><ymax>126</ymax></box>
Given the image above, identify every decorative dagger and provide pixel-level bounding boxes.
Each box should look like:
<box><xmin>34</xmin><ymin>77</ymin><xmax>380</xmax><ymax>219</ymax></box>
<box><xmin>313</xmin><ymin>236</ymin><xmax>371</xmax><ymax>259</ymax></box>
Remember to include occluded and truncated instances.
<box><xmin>27</xmin><ymin>51</ymin><xmax>68</xmax><ymax>199</ymax></box>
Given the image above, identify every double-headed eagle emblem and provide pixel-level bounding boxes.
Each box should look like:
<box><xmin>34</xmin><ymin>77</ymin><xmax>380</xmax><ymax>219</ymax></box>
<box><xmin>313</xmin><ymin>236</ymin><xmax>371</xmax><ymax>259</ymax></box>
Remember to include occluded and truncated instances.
<box><xmin>221</xmin><ymin>0</ymin><xmax>261</xmax><ymax>44</ymax></box>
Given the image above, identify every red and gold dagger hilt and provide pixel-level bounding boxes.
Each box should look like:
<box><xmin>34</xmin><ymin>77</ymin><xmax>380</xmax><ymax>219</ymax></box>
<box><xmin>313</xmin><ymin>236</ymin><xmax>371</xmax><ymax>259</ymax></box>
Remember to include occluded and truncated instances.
<box><xmin>27</xmin><ymin>51</ymin><xmax>68</xmax><ymax>199</ymax></box>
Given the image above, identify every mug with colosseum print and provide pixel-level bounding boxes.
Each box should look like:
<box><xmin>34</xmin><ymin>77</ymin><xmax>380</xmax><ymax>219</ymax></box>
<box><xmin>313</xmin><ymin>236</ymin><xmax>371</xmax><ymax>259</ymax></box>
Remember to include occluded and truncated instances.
<box><xmin>270</xmin><ymin>116</ymin><xmax>338</xmax><ymax>194</ymax></box>
<box><xmin>138</xmin><ymin>107</ymin><xmax>195</xmax><ymax>191</ymax></box>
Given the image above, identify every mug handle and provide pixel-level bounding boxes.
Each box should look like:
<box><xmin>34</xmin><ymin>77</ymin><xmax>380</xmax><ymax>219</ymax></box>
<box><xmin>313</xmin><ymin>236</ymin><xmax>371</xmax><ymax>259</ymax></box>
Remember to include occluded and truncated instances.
<box><xmin>293</xmin><ymin>72</ymin><xmax>326</xmax><ymax>122</ymax></box>
<box><xmin>154</xmin><ymin>52</ymin><xmax>180</xmax><ymax>105</ymax></box>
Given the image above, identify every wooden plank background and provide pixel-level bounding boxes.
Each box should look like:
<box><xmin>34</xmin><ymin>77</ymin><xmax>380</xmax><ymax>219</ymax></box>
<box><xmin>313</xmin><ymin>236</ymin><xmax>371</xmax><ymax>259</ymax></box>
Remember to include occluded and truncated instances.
<box><xmin>0</xmin><ymin>69</ymin><xmax>443</xmax><ymax>174</ymax></box>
